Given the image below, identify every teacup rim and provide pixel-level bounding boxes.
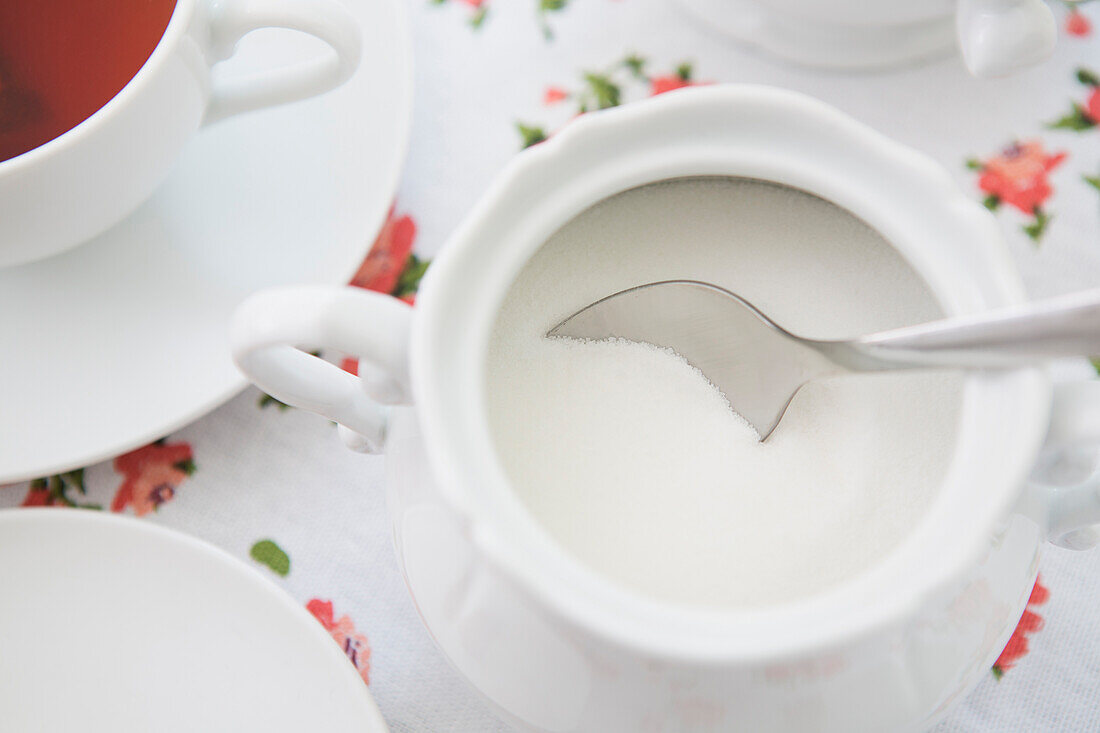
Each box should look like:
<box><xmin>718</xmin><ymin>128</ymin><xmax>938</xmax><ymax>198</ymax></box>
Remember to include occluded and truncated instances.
<box><xmin>411</xmin><ymin>85</ymin><xmax>1050</xmax><ymax>662</ymax></box>
<box><xmin>0</xmin><ymin>0</ymin><xmax>190</xmax><ymax>174</ymax></box>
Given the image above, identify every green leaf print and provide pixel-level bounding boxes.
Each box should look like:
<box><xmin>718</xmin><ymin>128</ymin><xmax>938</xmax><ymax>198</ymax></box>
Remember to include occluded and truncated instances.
<box><xmin>583</xmin><ymin>73</ymin><xmax>621</xmax><ymax>110</ymax></box>
<box><xmin>517</xmin><ymin>122</ymin><xmax>548</xmax><ymax>148</ymax></box>
<box><xmin>1023</xmin><ymin>208</ymin><xmax>1052</xmax><ymax>242</ymax></box>
<box><xmin>394</xmin><ymin>254</ymin><xmax>431</xmax><ymax>299</ymax></box>
<box><xmin>1049</xmin><ymin>103</ymin><xmax>1096</xmax><ymax>131</ymax></box>
<box><xmin>250</xmin><ymin>539</ymin><xmax>291</xmax><ymax>577</ymax></box>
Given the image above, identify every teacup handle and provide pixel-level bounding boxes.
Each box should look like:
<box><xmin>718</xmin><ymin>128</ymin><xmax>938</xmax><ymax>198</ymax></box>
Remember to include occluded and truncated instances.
<box><xmin>231</xmin><ymin>285</ymin><xmax>412</xmax><ymax>454</ymax></box>
<box><xmin>203</xmin><ymin>0</ymin><xmax>362</xmax><ymax>125</ymax></box>
<box><xmin>1034</xmin><ymin>380</ymin><xmax>1100</xmax><ymax>549</ymax></box>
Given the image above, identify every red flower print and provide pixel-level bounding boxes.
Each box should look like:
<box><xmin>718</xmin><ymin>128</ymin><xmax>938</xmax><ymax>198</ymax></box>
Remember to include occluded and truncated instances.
<box><xmin>340</xmin><ymin>357</ymin><xmax>359</xmax><ymax>376</ymax></box>
<box><xmin>543</xmin><ymin>86</ymin><xmax>568</xmax><ymax>105</ymax></box>
<box><xmin>1067</xmin><ymin>9</ymin><xmax>1092</xmax><ymax>37</ymax></box>
<box><xmin>433</xmin><ymin>0</ymin><xmax>489</xmax><ymax>29</ymax></box>
<box><xmin>650</xmin><ymin>63</ymin><xmax>707</xmax><ymax>96</ymax></box>
<box><xmin>1087</xmin><ymin>87</ymin><xmax>1100</xmax><ymax>124</ymax></box>
<box><xmin>434</xmin><ymin>0</ymin><xmax>569</xmax><ymax>34</ymax></box>
<box><xmin>349</xmin><ymin>206</ymin><xmax>428</xmax><ymax>301</ymax></box>
<box><xmin>993</xmin><ymin>576</ymin><xmax>1049</xmax><ymax>679</ymax></box>
<box><xmin>307</xmin><ymin>599</ymin><xmax>371</xmax><ymax>684</ymax></box>
<box><xmin>1050</xmin><ymin>68</ymin><xmax>1100</xmax><ymax>131</ymax></box>
<box><xmin>21</xmin><ymin>484</ymin><xmax>55</xmax><ymax>507</ymax></box>
<box><xmin>111</xmin><ymin>441</ymin><xmax>194</xmax><ymax>516</ymax></box>
<box><xmin>650</xmin><ymin>75</ymin><xmax>690</xmax><ymax>96</ymax></box>
<box><xmin>519</xmin><ymin>57</ymin><xmax>706</xmax><ymax>149</ymax></box>
<box><xmin>977</xmin><ymin>141</ymin><xmax>1066</xmax><ymax>214</ymax></box>
<box><xmin>968</xmin><ymin>140</ymin><xmax>1066</xmax><ymax>242</ymax></box>
<box><xmin>350</xmin><ymin>206</ymin><xmax>417</xmax><ymax>295</ymax></box>
<box><xmin>21</xmin><ymin>471</ymin><xmax>99</xmax><ymax>509</ymax></box>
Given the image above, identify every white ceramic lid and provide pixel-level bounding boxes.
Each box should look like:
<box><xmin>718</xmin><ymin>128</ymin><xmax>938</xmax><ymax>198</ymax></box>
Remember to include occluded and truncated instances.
<box><xmin>0</xmin><ymin>509</ymin><xmax>388</xmax><ymax>732</ymax></box>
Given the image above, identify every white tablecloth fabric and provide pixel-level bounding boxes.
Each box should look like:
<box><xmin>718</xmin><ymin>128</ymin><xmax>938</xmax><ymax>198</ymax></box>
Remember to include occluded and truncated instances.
<box><xmin>5</xmin><ymin>1</ymin><xmax>1100</xmax><ymax>730</ymax></box>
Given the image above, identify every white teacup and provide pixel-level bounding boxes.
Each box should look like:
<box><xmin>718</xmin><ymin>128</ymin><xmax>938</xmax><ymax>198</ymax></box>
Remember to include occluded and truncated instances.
<box><xmin>232</xmin><ymin>86</ymin><xmax>1100</xmax><ymax>731</ymax></box>
<box><xmin>673</xmin><ymin>0</ymin><xmax>1057</xmax><ymax>76</ymax></box>
<box><xmin>0</xmin><ymin>0</ymin><xmax>360</xmax><ymax>269</ymax></box>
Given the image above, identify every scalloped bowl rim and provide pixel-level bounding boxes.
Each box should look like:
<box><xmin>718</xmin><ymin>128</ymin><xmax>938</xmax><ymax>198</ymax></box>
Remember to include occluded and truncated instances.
<box><xmin>411</xmin><ymin>84</ymin><xmax>1050</xmax><ymax>662</ymax></box>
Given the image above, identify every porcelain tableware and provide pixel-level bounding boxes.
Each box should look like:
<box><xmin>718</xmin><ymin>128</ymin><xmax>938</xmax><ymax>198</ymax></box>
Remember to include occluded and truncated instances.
<box><xmin>0</xmin><ymin>0</ymin><xmax>411</xmax><ymax>484</ymax></box>
<box><xmin>672</xmin><ymin>0</ymin><xmax>1056</xmax><ymax>76</ymax></box>
<box><xmin>0</xmin><ymin>0</ymin><xmax>361</xmax><ymax>268</ymax></box>
<box><xmin>0</xmin><ymin>509</ymin><xmax>388</xmax><ymax>732</ymax></box>
<box><xmin>232</xmin><ymin>85</ymin><xmax>1100</xmax><ymax>732</ymax></box>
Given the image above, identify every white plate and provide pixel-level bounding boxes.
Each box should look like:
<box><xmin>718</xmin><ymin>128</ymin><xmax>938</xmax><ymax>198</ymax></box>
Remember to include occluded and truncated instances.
<box><xmin>0</xmin><ymin>0</ymin><xmax>411</xmax><ymax>483</ymax></box>
<box><xmin>0</xmin><ymin>509</ymin><xmax>389</xmax><ymax>731</ymax></box>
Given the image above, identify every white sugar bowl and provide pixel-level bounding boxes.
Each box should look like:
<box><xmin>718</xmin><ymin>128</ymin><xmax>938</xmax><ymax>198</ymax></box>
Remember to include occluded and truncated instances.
<box><xmin>232</xmin><ymin>86</ymin><xmax>1100</xmax><ymax>732</ymax></box>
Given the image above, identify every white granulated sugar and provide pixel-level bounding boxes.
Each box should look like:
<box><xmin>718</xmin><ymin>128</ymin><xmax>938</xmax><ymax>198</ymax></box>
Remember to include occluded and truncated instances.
<box><xmin>485</xmin><ymin>177</ymin><xmax>963</xmax><ymax>609</ymax></box>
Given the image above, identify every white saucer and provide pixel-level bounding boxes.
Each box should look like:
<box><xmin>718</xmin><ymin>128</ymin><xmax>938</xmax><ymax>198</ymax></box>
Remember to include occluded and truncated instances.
<box><xmin>0</xmin><ymin>0</ymin><xmax>411</xmax><ymax>482</ymax></box>
<box><xmin>671</xmin><ymin>0</ymin><xmax>956</xmax><ymax>70</ymax></box>
<box><xmin>0</xmin><ymin>509</ymin><xmax>388</xmax><ymax>731</ymax></box>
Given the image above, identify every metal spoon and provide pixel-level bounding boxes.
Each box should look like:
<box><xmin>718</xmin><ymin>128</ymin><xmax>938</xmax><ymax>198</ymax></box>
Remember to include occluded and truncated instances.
<box><xmin>548</xmin><ymin>280</ymin><xmax>1100</xmax><ymax>440</ymax></box>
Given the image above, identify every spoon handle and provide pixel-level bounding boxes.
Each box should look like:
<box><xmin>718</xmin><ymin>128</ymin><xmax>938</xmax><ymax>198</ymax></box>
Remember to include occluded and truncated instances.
<box><xmin>849</xmin><ymin>289</ymin><xmax>1100</xmax><ymax>369</ymax></box>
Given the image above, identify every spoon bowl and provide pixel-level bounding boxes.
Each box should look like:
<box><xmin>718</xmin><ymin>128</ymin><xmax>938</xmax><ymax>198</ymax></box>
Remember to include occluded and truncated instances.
<box><xmin>548</xmin><ymin>280</ymin><xmax>839</xmax><ymax>439</ymax></box>
<box><xmin>550</xmin><ymin>279</ymin><xmax>1100</xmax><ymax>439</ymax></box>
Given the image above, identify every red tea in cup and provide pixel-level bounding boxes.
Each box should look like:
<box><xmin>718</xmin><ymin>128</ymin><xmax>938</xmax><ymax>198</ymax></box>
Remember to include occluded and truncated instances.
<box><xmin>0</xmin><ymin>0</ymin><xmax>176</xmax><ymax>163</ymax></box>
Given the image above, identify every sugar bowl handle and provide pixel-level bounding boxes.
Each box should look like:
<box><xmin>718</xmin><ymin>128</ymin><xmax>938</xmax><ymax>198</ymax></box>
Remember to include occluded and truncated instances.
<box><xmin>204</xmin><ymin>0</ymin><xmax>362</xmax><ymax>124</ymax></box>
<box><xmin>231</xmin><ymin>285</ymin><xmax>412</xmax><ymax>454</ymax></box>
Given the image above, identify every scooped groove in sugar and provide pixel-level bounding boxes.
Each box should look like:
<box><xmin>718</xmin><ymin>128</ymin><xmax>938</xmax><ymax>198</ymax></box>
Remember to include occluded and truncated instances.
<box><xmin>548</xmin><ymin>335</ymin><xmax>763</xmax><ymax>440</ymax></box>
<box><xmin>485</xmin><ymin>177</ymin><xmax>963</xmax><ymax>610</ymax></box>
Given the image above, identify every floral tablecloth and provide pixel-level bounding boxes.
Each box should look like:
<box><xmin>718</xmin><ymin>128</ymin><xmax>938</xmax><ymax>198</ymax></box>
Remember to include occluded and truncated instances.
<box><xmin>5</xmin><ymin>1</ymin><xmax>1100</xmax><ymax>731</ymax></box>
